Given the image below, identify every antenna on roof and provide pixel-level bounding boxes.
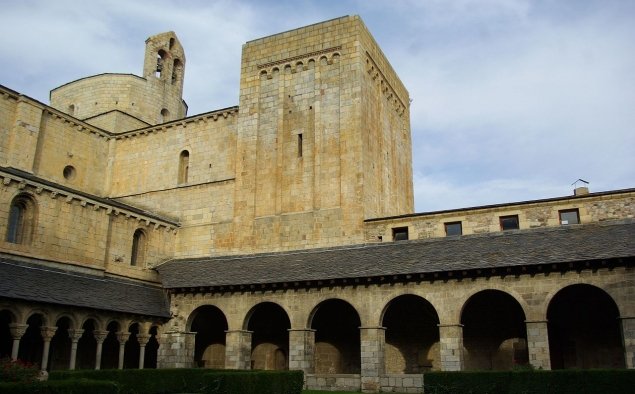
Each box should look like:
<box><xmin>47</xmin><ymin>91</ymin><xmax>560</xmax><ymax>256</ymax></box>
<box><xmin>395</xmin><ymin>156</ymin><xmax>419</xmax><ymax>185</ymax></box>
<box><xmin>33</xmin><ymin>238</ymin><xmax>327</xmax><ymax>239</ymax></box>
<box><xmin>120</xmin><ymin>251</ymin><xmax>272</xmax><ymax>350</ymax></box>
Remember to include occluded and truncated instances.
<box><xmin>571</xmin><ymin>179</ymin><xmax>589</xmax><ymax>196</ymax></box>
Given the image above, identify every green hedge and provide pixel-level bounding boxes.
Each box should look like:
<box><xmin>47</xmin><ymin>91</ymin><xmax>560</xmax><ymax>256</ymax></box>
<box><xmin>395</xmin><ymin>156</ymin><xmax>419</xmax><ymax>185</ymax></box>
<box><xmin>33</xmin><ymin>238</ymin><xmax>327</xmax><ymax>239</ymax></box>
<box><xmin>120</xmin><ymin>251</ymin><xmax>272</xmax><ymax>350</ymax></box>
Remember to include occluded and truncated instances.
<box><xmin>424</xmin><ymin>370</ymin><xmax>635</xmax><ymax>394</ymax></box>
<box><xmin>49</xmin><ymin>368</ymin><xmax>304</xmax><ymax>394</ymax></box>
<box><xmin>0</xmin><ymin>379</ymin><xmax>118</xmax><ymax>394</ymax></box>
<box><xmin>204</xmin><ymin>370</ymin><xmax>304</xmax><ymax>394</ymax></box>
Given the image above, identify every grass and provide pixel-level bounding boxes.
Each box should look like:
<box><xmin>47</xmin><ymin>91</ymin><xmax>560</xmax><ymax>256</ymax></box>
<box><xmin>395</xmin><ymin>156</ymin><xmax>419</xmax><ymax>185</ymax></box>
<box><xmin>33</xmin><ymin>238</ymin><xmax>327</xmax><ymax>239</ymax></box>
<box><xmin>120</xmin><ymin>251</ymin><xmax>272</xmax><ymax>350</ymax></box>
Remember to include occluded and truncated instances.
<box><xmin>302</xmin><ymin>391</ymin><xmax>412</xmax><ymax>394</ymax></box>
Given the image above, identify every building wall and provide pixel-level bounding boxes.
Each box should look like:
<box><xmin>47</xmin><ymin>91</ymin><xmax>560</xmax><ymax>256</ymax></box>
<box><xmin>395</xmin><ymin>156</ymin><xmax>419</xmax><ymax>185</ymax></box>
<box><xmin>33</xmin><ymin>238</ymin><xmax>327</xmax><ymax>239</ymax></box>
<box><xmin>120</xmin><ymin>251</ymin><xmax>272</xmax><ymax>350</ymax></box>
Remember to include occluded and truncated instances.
<box><xmin>364</xmin><ymin>190</ymin><xmax>635</xmax><ymax>242</ymax></box>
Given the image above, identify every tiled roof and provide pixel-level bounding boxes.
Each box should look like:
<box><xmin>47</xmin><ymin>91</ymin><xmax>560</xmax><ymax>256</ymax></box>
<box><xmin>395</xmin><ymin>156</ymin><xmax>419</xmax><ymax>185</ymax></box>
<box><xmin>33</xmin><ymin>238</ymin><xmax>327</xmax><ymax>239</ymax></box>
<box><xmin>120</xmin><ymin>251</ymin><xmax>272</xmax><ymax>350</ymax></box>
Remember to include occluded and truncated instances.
<box><xmin>0</xmin><ymin>259</ymin><xmax>170</xmax><ymax>318</ymax></box>
<box><xmin>157</xmin><ymin>220</ymin><xmax>635</xmax><ymax>289</ymax></box>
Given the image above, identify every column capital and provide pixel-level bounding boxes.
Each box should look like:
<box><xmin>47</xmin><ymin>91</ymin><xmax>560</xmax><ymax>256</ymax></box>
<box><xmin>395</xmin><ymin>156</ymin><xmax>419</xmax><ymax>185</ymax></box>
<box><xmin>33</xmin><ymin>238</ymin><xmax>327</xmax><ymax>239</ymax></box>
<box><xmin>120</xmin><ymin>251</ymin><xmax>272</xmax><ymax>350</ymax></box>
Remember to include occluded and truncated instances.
<box><xmin>9</xmin><ymin>323</ymin><xmax>28</xmax><ymax>339</ymax></box>
<box><xmin>137</xmin><ymin>334</ymin><xmax>151</xmax><ymax>346</ymax></box>
<box><xmin>116</xmin><ymin>331</ymin><xmax>131</xmax><ymax>344</ymax></box>
<box><xmin>67</xmin><ymin>328</ymin><xmax>84</xmax><ymax>342</ymax></box>
<box><xmin>93</xmin><ymin>330</ymin><xmax>110</xmax><ymax>343</ymax></box>
<box><xmin>40</xmin><ymin>326</ymin><xmax>58</xmax><ymax>340</ymax></box>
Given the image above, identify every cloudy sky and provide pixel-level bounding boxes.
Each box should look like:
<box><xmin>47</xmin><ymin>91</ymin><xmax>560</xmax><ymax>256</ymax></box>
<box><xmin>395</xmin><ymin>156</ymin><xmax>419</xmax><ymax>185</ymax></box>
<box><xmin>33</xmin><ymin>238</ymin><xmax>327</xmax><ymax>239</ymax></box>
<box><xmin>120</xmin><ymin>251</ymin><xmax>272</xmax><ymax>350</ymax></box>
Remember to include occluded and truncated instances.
<box><xmin>1</xmin><ymin>0</ymin><xmax>633</xmax><ymax>212</ymax></box>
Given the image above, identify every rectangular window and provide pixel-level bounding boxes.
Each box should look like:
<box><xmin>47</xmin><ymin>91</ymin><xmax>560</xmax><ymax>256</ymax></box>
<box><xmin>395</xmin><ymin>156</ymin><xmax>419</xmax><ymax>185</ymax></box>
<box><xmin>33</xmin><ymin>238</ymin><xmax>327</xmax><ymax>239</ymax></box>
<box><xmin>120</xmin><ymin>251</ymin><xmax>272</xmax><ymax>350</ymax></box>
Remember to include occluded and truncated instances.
<box><xmin>445</xmin><ymin>221</ymin><xmax>462</xmax><ymax>236</ymax></box>
<box><xmin>298</xmin><ymin>133</ymin><xmax>303</xmax><ymax>157</ymax></box>
<box><xmin>559</xmin><ymin>209</ymin><xmax>580</xmax><ymax>225</ymax></box>
<box><xmin>500</xmin><ymin>215</ymin><xmax>519</xmax><ymax>231</ymax></box>
<box><xmin>392</xmin><ymin>227</ymin><xmax>409</xmax><ymax>241</ymax></box>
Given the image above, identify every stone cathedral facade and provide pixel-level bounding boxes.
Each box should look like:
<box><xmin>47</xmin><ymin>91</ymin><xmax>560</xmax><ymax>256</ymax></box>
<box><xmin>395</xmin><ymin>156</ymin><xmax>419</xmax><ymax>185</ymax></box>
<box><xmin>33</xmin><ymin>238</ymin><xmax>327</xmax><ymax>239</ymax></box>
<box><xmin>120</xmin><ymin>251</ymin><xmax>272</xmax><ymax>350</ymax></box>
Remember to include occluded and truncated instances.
<box><xmin>0</xmin><ymin>16</ymin><xmax>633</xmax><ymax>393</ymax></box>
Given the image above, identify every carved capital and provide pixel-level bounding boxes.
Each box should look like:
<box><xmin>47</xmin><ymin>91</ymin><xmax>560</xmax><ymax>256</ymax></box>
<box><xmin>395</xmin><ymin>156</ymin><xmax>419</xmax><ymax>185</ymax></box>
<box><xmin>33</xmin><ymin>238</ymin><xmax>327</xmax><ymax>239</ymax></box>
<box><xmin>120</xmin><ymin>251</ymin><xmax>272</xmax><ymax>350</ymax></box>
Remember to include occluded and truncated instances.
<box><xmin>93</xmin><ymin>330</ymin><xmax>110</xmax><ymax>343</ymax></box>
<box><xmin>116</xmin><ymin>331</ymin><xmax>130</xmax><ymax>344</ymax></box>
<box><xmin>67</xmin><ymin>328</ymin><xmax>84</xmax><ymax>342</ymax></box>
<box><xmin>9</xmin><ymin>323</ymin><xmax>28</xmax><ymax>339</ymax></box>
<box><xmin>136</xmin><ymin>334</ymin><xmax>151</xmax><ymax>346</ymax></box>
<box><xmin>40</xmin><ymin>326</ymin><xmax>58</xmax><ymax>341</ymax></box>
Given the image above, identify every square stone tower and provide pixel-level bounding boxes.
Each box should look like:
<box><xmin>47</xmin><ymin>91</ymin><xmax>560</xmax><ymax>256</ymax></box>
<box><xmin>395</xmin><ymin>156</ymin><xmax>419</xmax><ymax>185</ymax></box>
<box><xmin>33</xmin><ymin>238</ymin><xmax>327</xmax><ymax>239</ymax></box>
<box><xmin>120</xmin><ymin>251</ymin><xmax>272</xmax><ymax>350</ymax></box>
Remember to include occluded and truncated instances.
<box><xmin>231</xmin><ymin>16</ymin><xmax>414</xmax><ymax>250</ymax></box>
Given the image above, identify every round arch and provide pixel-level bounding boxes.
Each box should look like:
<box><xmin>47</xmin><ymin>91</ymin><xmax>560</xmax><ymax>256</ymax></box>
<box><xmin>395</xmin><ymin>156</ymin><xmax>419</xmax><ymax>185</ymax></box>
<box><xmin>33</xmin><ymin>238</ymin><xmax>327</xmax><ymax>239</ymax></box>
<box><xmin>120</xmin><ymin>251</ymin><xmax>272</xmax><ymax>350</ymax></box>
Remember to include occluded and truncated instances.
<box><xmin>456</xmin><ymin>285</ymin><xmax>530</xmax><ymax>324</ymax></box>
<box><xmin>189</xmin><ymin>305</ymin><xmax>228</xmax><ymax>368</ymax></box>
<box><xmin>101</xmin><ymin>321</ymin><xmax>120</xmax><ymax>369</ymax></box>
<box><xmin>310</xmin><ymin>298</ymin><xmax>361</xmax><ymax>374</ymax></box>
<box><xmin>49</xmin><ymin>316</ymin><xmax>73</xmax><ymax>370</ymax></box>
<box><xmin>76</xmin><ymin>318</ymin><xmax>98</xmax><ymax>370</ymax></box>
<box><xmin>382</xmin><ymin>294</ymin><xmax>440</xmax><ymax>373</ymax></box>
<box><xmin>245</xmin><ymin>302</ymin><xmax>291</xmax><ymax>371</ymax></box>
<box><xmin>547</xmin><ymin>283</ymin><xmax>623</xmax><ymax>369</ymax></box>
<box><xmin>19</xmin><ymin>313</ymin><xmax>45</xmax><ymax>365</ymax></box>
<box><xmin>461</xmin><ymin>289</ymin><xmax>528</xmax><ymax>370</ymax></box>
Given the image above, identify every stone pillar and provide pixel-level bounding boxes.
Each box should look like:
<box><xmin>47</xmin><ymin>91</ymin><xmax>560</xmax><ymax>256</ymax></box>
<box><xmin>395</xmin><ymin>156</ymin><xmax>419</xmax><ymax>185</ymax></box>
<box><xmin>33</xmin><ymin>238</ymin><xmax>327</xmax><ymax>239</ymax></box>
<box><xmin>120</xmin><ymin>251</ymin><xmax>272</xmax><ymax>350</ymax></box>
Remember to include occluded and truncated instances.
<box><xmin>157</xmin><ymin>331</ymin><xmax>196</xmax><ymax>369</ymax></box>
<box><xmin>93</xmin><ymin>330</ymin><xmax>109</xmax><ymax>370</ymax></box>
<box><xmin>526</xmin><ymin>320</ymin><xmax>551</xmax><ymax>370</ymax></box>
<box><xmin>225</xmin><ymin>330</ymin><xmax>252</xmax><ymax>370</ymax></box>
<box><xmin>137</xmin><ymin>334</ymin><xmax>151</xmax><ymax>369</ymax></box>
<box><xmin>288</xmin><ymin>329</ymin><xmax>315</xmax><ymax>374</ymax></box>
<box><xmin>438</xmin><ymin>324</ymin><xmax>464</xmax><ymax>371</ymax></box>
<box><xmin>116</xmin><ymin>332</ymin><xmax>130</xmax><ymax>370</ymax></box>
<box><xmin>620</xmin><ymin>317</ymin><xmax>635</xmax><ymax>369</ymax></box>
<box><xmin>359</xmin><ymin>327</ymin><xmax>386</xmax><ymax>393</ymax></box>
<box><xmin>9</xmin><ymin>323</ymin><xmax>28</xmax><ymax>361</ymax></box>
<box><xmin>67</xmin><ymin>329</ymin><xmax>84</xmax><ymax>370</ymax></box>
<box><xmin>40</xmin><ymin>326</ymin><xmax>57</xmax><ymax>372</ymax></box>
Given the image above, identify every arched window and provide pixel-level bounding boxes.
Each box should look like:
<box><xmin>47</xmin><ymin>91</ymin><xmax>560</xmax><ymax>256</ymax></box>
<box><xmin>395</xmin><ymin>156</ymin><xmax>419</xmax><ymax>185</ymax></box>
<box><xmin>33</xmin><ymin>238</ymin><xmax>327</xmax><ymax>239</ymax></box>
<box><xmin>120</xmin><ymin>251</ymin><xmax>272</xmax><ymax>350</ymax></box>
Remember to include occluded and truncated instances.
<box><xmin>6</xmin><ymin>194</ymin><xmax>36</xmax><ymax>244</ymax></box>
<box><xmin>156</xmin><ymin>50</ymin><xmax>167</xmax><ymax>78</ymax></box>
<box><xmin>159</xmin><ymin>108</ymin><xmax>170</xmax><ymax>123</ymax></box>
<box><xmin>172</xmin><ymin>59</ymin><xmax>182</xmax><ymax>84</ymax></box>
<box><xmin>130</xmin><ymin>229</ymin><xmax>146</xmax><ymax>267</ymax></box>
<box><xmin>178</xmin><ymin>150</ymin><xmax>190</xmax><ymax>185</ymax></box>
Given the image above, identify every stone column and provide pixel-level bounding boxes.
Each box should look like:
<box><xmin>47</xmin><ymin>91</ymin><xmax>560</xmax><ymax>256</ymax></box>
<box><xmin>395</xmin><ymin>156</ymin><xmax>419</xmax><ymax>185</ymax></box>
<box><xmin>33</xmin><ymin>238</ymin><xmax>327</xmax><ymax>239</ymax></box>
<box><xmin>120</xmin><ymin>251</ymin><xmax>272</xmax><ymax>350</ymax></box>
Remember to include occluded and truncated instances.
<box><xmin>116</xmin><ymin>332</ymin><xmax>130</xmax><ymax>370</ymax></box>
<box><xmin>359</xmin><ymin>327</ymin><xmax>386</xmax><ymax>393</ymax></box>
<box><xmin>620</xmin><ymin>317</ymin><xmax>635</xmax><ymax>369</ymax></box>
<box><xmin>225</xmin><ymin>330</ymin><xmax>252</xmax><ymax>370</ymax></box>
<box><xmin>288</xmin><ymin>329</ymin><xmax>315</xmax><ymax>374</ymax></box>
<box><xmin>40</xmin><ymin>326</ymin><xmax>57</xmax><ymax>372</ymax></box>
<box><xmin>526</xmin><ymin>320</ymin><xmax>551</xmax><ymax>370</ymax></box>
<box><xmin>93</xmin><ymin>330</ymin><xmax>109</xmax><ymax>370</ymax></box>
<box><xmin>9</xmin><ymin>323</ymin><xmax>28</xmax><ymax>361</ymax></box>
<box><xmin>137</xmin><ymin>334</ymin><xmax>151</xmax><ymax>369</ymax></box>
<box><xmin>67</xmin><ymin>329</ymin><xmax>84</xmax><ymax>370</ymax></box>
<box><xmin>438</xmin><ymin>324</ymin><xmax>464</xmax><ymax>371</ymax></box>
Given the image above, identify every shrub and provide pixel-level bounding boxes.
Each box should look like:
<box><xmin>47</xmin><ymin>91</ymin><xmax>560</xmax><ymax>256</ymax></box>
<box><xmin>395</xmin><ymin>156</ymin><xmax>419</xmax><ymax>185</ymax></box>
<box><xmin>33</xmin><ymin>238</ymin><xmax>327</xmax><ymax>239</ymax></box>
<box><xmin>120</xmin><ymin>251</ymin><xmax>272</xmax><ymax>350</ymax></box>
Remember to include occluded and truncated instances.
<box><xmin>0</xmin><ymin>379</ymin><xmax>118</xmax><ymax>394</ymax></box>
<box><xmin>0</xmin><ymin>357</ymin><xmax>39</xmax><ymax>383</ymax></box>
<box><xmin>204</xmin><ymin>370</ymin><xmax>304</xmax><ymax>394</ymax></box>
<box><xmin>423</xmin><ymin>369</ymin><xmax>635</xmax><ymax>394</ymax></box>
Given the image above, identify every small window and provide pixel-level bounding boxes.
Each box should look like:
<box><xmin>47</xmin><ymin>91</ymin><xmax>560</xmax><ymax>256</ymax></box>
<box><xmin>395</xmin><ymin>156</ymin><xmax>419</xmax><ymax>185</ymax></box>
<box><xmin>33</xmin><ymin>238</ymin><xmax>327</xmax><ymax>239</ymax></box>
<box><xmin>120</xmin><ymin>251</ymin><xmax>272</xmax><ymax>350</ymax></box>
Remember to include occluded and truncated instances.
<box><xmin>6</xmin><ymin>194</ymin><xmax>36</xmax><ymax>244</ymax></box>
<box><xmin>131</xmin><ymin>229</ymin><xmax>146</xmax><ymax>266</ymax></box>
<box><xmin>500</xmin><ymin>215</ymin><xmax>519</xmax><ymax>231</ymax></box>
<box><xmin>559</xmin><ymin>209</ymin><xmax>580</xmax><ymax>225</ymax></box>
<box><xmin>63</xmin><ymin>165</ymin><xmax>76</xmax><ymax>181</ymax></box>
<box><xmin>297</xmin><ymin>134</ymin><xmax>303</xmax><ymax>157</ymax></box>
<box><xmin>392</xmin><ymin>227</ymin><xmax>409</xmax><ymax>241</ymax></box>
<box><xmin>159</xmin><ymin>108</ymin><xmax>170</xmax><ymax>123</ymax></box>
<box><xmin>445</xmin><ymin>221</ymin><xmax>462</xmax><ymax>236</ymax></box>
<box><xmin>178</xmin><ymin>150</ymin><xmax>190</xmax><ymax>185</ymax></box>
<box><xmin>172</xmin><ymin>59</ymin><xmax>183</xmax><ymax>84</ymax></box>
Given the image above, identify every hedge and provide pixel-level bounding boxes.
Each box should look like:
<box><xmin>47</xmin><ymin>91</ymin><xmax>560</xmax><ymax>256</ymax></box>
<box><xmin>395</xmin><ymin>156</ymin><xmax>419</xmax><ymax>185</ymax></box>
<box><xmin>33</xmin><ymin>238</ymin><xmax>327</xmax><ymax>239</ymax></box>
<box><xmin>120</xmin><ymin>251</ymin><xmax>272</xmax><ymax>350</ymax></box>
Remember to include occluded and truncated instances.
<box><xmin>0</xmin><ymin>379</ymin><xmax>118</xmax><ymax>394</ymax></box>
<box><xmin>423</xmin><ymin>369</ymin><xmax>635</xmax><ymax>394</ymax></box>
<box><xmin>203</xmin><ymin>370</ymin><xmax>304</xmax><ymax>394</ymax></box>
<box><xmin>49</xmin><ymin>368</ymin><xmax>304</xmax><ymax>394</ymax></box>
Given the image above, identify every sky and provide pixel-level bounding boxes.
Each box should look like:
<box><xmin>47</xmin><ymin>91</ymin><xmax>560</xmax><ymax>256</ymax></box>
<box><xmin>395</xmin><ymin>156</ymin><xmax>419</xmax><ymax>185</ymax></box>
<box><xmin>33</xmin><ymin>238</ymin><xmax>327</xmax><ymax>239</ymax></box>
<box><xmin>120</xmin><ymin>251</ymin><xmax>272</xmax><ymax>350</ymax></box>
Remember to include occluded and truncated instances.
<box><xmin>1</xmin><ymin>0</ymin><xmax>633</xmax><ymax>212</ymax></box>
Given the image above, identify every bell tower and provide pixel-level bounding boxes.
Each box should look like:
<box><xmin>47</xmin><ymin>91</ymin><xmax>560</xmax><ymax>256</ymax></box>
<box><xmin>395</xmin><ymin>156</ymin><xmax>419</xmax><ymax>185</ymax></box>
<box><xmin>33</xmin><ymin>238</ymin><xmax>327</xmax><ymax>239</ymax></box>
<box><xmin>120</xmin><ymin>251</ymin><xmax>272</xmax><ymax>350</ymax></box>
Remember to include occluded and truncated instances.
<box><xmin>143</xmin><ymin>32</ymin><xmax>186</xmax><ymax>96</ymax></box>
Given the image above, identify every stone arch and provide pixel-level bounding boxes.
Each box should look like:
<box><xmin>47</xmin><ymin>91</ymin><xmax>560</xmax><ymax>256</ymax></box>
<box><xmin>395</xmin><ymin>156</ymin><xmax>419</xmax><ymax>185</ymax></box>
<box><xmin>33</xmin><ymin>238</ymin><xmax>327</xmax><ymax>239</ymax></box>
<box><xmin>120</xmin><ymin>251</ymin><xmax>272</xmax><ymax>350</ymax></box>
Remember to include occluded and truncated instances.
<box><xmin>295</xmin><ymin>61</ymin><xmax>303</xmax><ymax>72</ymax></box>
<box><xmin>76</xmin><ymin>318</ymin><xmax>97</xmax><ymax>369</ymax></box>
<box><xmin>309</xmin><ymin>298</ymin><xmax>361</xmax><ymax>374</ymax></box>
<box><xmin>101</xmin><ymin>320</ymin><xmax>120</xmax><ymax>369</ymax></box>
<box><xmin>260</xmin><ymin>70</ymin><xmax>268</xmax><ymax>79</ymax></box>
<box><xmin>284</xmin><ymin>64</ymin><xmax>292</xmax><ymax>74</ymax></box>
<box><xmin>319</xmin><ymin>55</ymin><xmax>328</xmax><ymax>66</ymax></box>
<box><xmin>307</xmin><ymin>58</ymin><xmax>316</xmax><ymax>69</ymax></box>
<box><xmin>156</xmin><ymin>49</ymin><xmax>167</xmax><ymax>78</ymax></box>
<box><xmin>160</xmin><ymin>108</ymin><xmax>170</xmax><ymax>123</ymax></box>
<box><xmin>0</xmin><ymin>309</ymin><xmax>15</xmax><ymax>358</ymax></box>
<box><xmin>331</xmin><ymin>53</ymin><xmax>340</xmax><ymax>63</ymax></box>
<box><xmin>453</xmin><ymin>285</ymin><xmax>530</xmax><ymax>324</ymax></box>
<box><xmin>144</xmin><ymin>325</ymin><xmax>160</xmax><ymax>369</ymax></box>
<box><xmin>188</xmin><ymin>305</ymin><xmax>228</xmax><ymax>368</ymax></box>
<box><xmin>547</xmin><ymin>283</ymin><xmax>623</xmax><ymax>369</ymax></box>
<box><xmin>124</xmin><ymin>322</ymin><xmax>140</xmax><ymax>368</ymax></box>
<box><xmin>178</xmin><ymin>149</ymin><xmax>190</xmax><ymax>185</ymax></box>
<box><xmin>19</xmin><ymin>313</ymin><xmax>45</xmax><ymax>365</ymax></box>
<box><xmin>6</xmin><ymin>193</ymin><xmax>38</xmax><ymax>245</ymax></box>
<box><xmin>131</xmin><ymin>228</ymin><xmax>147</xmax><ymax>267</ymax></box>
<box><xmin>245</xmin><ymin>302</ymin><xmax>291</xmax><ymax>370</ymax></box>
<box><xmin>272</xmin><ymin>67</ymin><xmax>280</xmax><ymax>77</ymax></box>
<box><xmin>171</xmin><ymin>58</ymin><xmax>183</xmax><ymax>84</ymax></box>
<box><xmin>381</xmin><ymin>294</ymin><xmax>440</xmax><ymax>373</ymax></box>
<box><xmin>49</xmin><ymin>316</ymin><xmax>73</xmax><ymax>370</ymax></box>
<box><xmin>461</xmin><ymin>289</ymin><xmax>528</xmax><ymax>370</ymax></box>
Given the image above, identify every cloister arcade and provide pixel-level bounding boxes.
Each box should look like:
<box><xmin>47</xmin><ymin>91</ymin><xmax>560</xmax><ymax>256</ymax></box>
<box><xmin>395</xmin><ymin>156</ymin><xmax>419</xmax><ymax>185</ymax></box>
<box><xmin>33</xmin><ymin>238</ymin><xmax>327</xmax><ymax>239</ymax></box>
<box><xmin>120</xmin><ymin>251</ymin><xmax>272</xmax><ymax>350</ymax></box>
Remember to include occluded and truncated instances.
<box><xmin>0</xmin><ymin>301</ymin><xmax>161</xmax><ymax>372</ymax></box>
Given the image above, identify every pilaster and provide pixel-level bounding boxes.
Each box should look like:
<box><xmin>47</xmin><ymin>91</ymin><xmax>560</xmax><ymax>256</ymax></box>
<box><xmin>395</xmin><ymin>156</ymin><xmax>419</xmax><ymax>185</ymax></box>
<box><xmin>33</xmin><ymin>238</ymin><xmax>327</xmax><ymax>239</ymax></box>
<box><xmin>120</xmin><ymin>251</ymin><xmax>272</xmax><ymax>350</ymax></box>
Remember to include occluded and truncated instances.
<box><xmin>526</xmin><ymin>320</ymin><xmax>551</xmax><ymax>370</ymax></box>
<box><xmin>157</xmin><ymin>331</ymin><xmax>196</xmax><ymax>368</ymax></box>
<box><xmin>438</xmin><ymin>324</ymin><xmax>464</xmax><ymax>371</ymax></box>
<box><xmin>225</xmin><ymin>330</ymin><xmax>252</xmax><ymax>370</ymax></box>
<box><xmin>359</xmin><ymin>326</ymin><xmax>386</xmax><ymax>393</ymax></box>
<box><xmin>620</xmin><ymin>317</ymin><xmax>635</xmax><ymax>369</ymax></box>
<box><xmin>288</xmin><ymin>329</ymin><xmax>315</xmax><ymax>373</ymax></box>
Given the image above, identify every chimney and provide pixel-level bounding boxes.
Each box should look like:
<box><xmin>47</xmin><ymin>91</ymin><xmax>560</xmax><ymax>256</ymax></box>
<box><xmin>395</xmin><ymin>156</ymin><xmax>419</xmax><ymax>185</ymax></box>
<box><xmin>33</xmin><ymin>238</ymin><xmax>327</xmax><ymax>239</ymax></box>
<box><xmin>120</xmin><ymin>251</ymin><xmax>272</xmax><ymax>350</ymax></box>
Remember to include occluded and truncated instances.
<box><xmin>574</xmin><ymin>186</ymin><xmax>589</xmax><ymax>196</ymax></box>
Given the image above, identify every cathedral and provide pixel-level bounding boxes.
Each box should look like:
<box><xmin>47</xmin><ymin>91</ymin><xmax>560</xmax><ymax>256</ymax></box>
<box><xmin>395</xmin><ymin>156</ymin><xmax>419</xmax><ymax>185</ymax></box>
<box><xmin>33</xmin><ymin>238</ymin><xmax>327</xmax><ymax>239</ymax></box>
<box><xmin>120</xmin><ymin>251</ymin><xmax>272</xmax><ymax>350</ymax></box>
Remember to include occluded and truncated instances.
<box><xmin>0</xmin><ymin>15</ymin><xmax>633</xmax><ymax>393</ymax></box>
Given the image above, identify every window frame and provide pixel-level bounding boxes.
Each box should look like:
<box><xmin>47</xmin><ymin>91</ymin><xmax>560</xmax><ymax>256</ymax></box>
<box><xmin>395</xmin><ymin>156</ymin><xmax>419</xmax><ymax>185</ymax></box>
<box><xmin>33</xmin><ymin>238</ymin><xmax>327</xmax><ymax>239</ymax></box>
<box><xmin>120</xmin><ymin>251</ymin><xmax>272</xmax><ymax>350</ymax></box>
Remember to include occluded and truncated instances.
<box><xmin>444</xmin><ymin>221</ymin><xmax>463</xmax><ymax>236</ymax></box>
<box><xmin>392</xmin><ymin>226</ymin><xmax>409</xmax><ymax>241</ymax></box>
<box><xmin>559</xmin><ymin>208</ymin><xmax>580</xmax><ymax>225</ymax></box>
<box><xmin>499</xmin><ymin>215</ymin><xmax>520</xmax><ymax>231</ymax></box>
